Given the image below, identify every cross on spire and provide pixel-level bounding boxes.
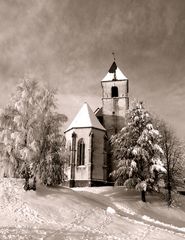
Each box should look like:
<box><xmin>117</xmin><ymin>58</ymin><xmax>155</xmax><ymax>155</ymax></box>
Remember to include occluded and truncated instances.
<box><xmin>112</xmin><ymin>52</ymin><xmax>117</xmax><ymax>79</ymax></box>
<box><xmin>112</xmin><ymin>51</ymin><xmax>116</xmax><ymax>62</ymax></box>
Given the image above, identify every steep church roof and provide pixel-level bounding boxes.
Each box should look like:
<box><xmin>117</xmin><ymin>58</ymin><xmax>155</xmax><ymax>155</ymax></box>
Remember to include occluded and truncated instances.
<box><xmin>65</xmin><ymin>102</ymin><xmax>105</xmax><ymax>132</ymax></box>
<box><xmin>101</xmin><ymin>61</ymin><xmax>128</xmax><ymax>82</ymax></box>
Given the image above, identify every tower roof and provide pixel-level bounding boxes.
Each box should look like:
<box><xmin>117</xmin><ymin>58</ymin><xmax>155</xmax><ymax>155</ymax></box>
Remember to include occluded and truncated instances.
<box><xmin>65</xmin><ymin>102</ymin><xmax>105</xmax><ymax>132</ymax></box>
<box><xmin>101</xmin><ymin>61</ymin><xmax>128</xmax><ymax>82</ymax></box>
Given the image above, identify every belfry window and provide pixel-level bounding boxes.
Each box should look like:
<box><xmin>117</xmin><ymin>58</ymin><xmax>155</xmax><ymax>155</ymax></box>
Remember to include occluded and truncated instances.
<box><xmin>111</xmin><ymin>86</ymin><xmax>118</xmax><ymax>97</ymax></box>
<box><xmin>77</xmin><ymin>138</ymin><xmax>85</xmax><ymax>166</ymax></box>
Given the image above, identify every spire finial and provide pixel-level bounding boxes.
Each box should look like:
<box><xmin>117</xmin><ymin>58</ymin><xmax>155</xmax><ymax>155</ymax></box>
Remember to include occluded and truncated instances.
<box><xmin>112</xmin><ymin>52</ymin><xmax>117</xmax><ymax>80</ymax></box>
<box><xmin>112</xmin><ymin>51</ymin><xmax>116</xmax><ymax>62</ymax></box>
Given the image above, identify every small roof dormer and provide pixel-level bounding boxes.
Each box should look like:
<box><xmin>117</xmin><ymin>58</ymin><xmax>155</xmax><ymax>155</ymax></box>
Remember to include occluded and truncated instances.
<box><xmin>101</xmin><ymin>61</ymin><xmax>128</xmax><ymax>82</ymax></box>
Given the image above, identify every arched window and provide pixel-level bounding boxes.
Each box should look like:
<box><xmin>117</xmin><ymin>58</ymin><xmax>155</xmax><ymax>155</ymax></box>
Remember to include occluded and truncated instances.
<box><xmin>77</xmin><ymin>138</ymin><xmax>85</xmax><ymax>166</ymax></box>
<box><xmin>111</xmin><ymin>86</ymin><xmax>118</xmax><ymax>97</ymax></box>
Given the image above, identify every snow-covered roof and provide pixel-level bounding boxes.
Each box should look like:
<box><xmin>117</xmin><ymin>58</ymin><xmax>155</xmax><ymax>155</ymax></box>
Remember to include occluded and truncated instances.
<box><xmin>101</xmin><ymin>61</ymin><xmax>128</xmax><ymax>82</ymax></box>
<box><xmin>65</xmin><ymin>103</ymin><xmax>105</xmax><ymax>132</ymax></box>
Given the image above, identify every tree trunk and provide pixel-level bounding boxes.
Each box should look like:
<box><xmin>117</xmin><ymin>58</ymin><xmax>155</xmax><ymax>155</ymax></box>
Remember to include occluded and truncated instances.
<box><xmin>141</xmin><ymin>190</ymin><xmax>146</xmax><ymax>202</ymax></box>
<box><xmin>23</xmin><ymin>165</ymin><xmax>30</xmax><ymax>191</ymax></box>
<box><xmin>32</xmin><ymin>176</ymin><xmax>36</xmax><ymax>191</ymax></box>
<box><xmin>167</xmin><ymin>182</ymin><xmax>172</xmax><ymax>206</ymax></box>
<box><xmin>24</xmin><ymin>177</ymin><xmax>30</xmax><ymax>191</ymax></box>
<box><xmin>166</xmin><ymin>158</ymin><xmax>172</xmax><ymax>206</ymax></box>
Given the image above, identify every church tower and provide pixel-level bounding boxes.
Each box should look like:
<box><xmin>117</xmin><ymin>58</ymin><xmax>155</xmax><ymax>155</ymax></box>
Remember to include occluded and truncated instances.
<box><xmin>95</xmin><ymin>61</ymin><xmax>129</xmax><ymax>182</ymax></box>
<box><xmin>101</xmin><ymin>61</ymin><xmax>129</xmax><ymax>137</ymax></box>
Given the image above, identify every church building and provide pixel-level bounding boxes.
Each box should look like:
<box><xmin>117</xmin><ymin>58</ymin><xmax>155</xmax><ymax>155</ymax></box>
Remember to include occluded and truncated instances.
<box><xmin>64</xmin><ymin>61</ymin><xmax>129</xmax><ymax>187</ymax></box>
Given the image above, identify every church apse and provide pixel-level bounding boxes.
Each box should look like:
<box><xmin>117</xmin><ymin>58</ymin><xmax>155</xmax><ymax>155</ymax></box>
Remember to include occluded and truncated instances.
<box><xmin>64</xmin><ymin>103</ymin><xmax>106</xmax><ymax>187</ymax></box>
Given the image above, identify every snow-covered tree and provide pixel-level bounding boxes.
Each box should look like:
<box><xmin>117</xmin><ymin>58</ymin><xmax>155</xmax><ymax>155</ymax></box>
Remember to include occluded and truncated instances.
<box><xmin>32</xmin><ymin>88</ymin><xmax>68</xmax><ymax>186</ymax></box>
<box><xmin>0</xmin><ymin>78</ymin><xmax>68</xmax><ymax>189</ymax></box>
<box><xmin>111</xmin><ymin>102</ymin><xmax>166</xmax><ymax>202</ymax></box>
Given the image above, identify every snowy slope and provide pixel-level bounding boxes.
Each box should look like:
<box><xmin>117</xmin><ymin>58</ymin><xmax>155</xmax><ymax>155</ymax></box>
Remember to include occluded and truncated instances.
<box><xmin>0</xmin><ymin>178</ymin><xmax>185</xmax><ymax>240</ymax></box>
<box><xmin>74</xmin><ymin>187</ymin><xmax>185</xmax><ymax>230</ymax></box>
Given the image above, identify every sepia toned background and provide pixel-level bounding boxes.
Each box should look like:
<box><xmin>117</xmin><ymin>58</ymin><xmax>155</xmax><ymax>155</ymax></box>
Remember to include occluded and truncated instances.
<box><xmin>0</xmin><ymin>0</ymin><xmax>184</xmax><ymax>140</ymax></box>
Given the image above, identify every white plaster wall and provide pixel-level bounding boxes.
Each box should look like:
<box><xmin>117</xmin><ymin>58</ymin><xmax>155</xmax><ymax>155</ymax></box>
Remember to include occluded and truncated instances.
<box><xmin>101</xmin><ymin>80</ymin><xmax>128</xmax><ymax>98</ymax></box>
<box><xmin>91</xmin><ymin>129</ymin><xmax>105</xmax><ymax>181</ymax></box>
<box><xmin>65</xmin><ymin>127</ymin><xmax>106</xmax><ymax>182</ymax></box>
<box><xmin>65</xmin><ymin>128</ymin><xmax>91</xmax><ymax>181</ymax></box>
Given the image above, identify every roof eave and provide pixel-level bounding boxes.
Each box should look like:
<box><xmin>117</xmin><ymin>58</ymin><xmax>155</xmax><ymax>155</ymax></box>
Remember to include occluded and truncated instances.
<box><xmin>64</xmin><ymin>126</ymin><xmax>106</xmax><ymax>133</ymax></box>
<box><xmin>101</xmin><ymin>78</ymin><xmax>128</xmax><ymax>83</ymax></box>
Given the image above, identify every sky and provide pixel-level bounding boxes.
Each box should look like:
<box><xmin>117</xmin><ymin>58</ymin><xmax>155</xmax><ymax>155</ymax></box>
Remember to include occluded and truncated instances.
<box><xmin>0</xmin><ymin>0</ymin><xmax>185</xmax><ymax>140</ymax></box>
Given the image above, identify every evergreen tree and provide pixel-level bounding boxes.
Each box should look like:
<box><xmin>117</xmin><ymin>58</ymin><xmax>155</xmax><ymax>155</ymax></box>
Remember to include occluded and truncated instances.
<box><xmin>111</xmin><ymin>102</ymin><xmax>166</xmax><ymax>202</ymax></box>
<box><xmin>0</xmin><ymin>78</ymin><xmax>68</xmax><ymax>189</ymax></box>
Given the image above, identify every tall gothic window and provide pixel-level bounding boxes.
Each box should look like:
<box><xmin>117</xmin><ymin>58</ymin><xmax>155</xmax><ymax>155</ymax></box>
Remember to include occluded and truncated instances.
<box><xmin>111</xmin><ymin>86</ymin><xmax>118</xmax><ymax>97</ymax></box>
<box><xmin>77</xmin><ymin>138</ymin><xmax>85</xmax><ymax>166</ymax></box>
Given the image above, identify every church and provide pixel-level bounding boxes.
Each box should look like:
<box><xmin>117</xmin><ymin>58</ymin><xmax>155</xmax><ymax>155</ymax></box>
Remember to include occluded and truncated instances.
<box><xmin>64</xmin><ymin>61</ymin><xmax>129</xmax><ymax>187</ymax></box>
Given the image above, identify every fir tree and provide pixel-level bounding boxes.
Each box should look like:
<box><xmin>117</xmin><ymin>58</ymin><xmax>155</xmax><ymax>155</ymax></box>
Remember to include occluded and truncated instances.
<box><xmin>111</xmin><ymin>102</ymin><xmax>166</xmax><ymax>202</ymax></box>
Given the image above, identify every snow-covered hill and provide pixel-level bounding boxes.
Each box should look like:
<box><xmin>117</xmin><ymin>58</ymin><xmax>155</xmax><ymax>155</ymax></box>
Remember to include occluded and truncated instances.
<box><xmin>0</xmin><ymin>178</ymin><xmax>185</xmax><ymax>240</ymax></box>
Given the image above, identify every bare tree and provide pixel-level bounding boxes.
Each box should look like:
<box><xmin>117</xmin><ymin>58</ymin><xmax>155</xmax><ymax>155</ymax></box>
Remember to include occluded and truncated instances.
<box><xmin>156</xmin><ymin>120</ymin><xmax>185</xmax><ymax>206</ymax></box>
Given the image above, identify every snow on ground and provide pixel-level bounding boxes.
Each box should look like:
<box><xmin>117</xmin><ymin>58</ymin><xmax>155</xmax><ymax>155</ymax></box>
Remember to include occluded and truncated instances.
<box><xmin>0</xmin><ymin>179</ymin><xmax>185</xmax><ymax>239</ymax></box>
<box><xmin>73</xmin><ymin>186</ymin><xmax>185</xmax><ymax>235</ymax></box>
